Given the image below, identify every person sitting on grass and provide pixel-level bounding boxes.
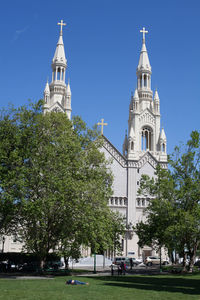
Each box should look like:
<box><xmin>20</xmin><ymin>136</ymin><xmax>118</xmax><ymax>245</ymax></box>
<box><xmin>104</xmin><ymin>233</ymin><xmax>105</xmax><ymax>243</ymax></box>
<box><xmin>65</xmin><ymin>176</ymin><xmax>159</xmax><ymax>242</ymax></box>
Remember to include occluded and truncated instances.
<box><xmin>66</xmin><ymin>279</ymin><xmax>89</xmax><ymax>285</ymax></box>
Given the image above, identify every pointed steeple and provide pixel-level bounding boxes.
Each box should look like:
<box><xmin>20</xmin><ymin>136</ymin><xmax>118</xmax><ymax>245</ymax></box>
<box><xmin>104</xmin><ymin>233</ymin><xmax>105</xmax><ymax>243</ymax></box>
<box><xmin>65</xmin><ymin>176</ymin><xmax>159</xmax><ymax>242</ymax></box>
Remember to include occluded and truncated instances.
<box><xmin>136</xmin><ymin>27</ymin><xmax>153</xmax><ymax>111</ymax></box>
<box><xmin>160</xmin><ymin>128</ymin><xmax>166</xmax><ymax>141</ymax></box>
<box><xmin>44</xmin><ymin>80</ymin><xmax>50</xmax><ymax>94</ymax></box>
<box><xmin>137</xmin><ymin>40</ymin><xmax>151</xmax><ymax>72</ymax></box>
<box><xmin>154</xmin><ymin>89</ymin><xmax>160</xmax><ymax>115</ymax></box>
<box><xmin>43</xmin><ymin>20</ymin><xmax>72</xmax><ymax>119</ymax></box>
<box><xmin>52</xmin><ymin>33</ymin><xmax>67</xmax><ymax>66</ymax></box>
<box><xmin>159</xmin><ymin>128</ymin><xmax>167</xmax><ymax>154</ymax></box>
<box><xmin>66</xmin><ymin>80</ymin><xmax>71</xmax><ymax>96</ymax></box>
<box><xmin>132</xmin><ymin>88</ymin><xmax>139</xmax><ymax>112</ymax></box>
<box><xmin>52</xmin><ymin>20</ymin><xmax>67</xmax><ymax>66</ymax></box>
<box><xmin>126</xmin><ymin>28</ymin><xmax>167</xmax><ymax>161</ymax></box>
<box><xmin>43</xmin><ymin>80</ymin><xmax>50</xmax><ymax>113</ymax></box>
<box><xmin>133</xmin><ymin>88</ymin><xmax>139</xmax><ymax>100</ymax></box>
<box><xmin>154</xmin><ymin>89</ymin><xmax>159</xmax><ymax>101</ymax></box>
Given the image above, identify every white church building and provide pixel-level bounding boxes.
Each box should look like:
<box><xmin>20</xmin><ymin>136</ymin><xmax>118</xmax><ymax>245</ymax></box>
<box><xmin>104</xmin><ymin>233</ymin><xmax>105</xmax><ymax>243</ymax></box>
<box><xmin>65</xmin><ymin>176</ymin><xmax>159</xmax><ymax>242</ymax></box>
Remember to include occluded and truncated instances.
<box><xmin>0</xmin><ymin>23</ymin><xmax>168</xmax><ymax>259</ymax></box>
<box><xmin>43</xmin><ymin>22</ymin><xmax>168</xmax><ymax>259</ymax></box>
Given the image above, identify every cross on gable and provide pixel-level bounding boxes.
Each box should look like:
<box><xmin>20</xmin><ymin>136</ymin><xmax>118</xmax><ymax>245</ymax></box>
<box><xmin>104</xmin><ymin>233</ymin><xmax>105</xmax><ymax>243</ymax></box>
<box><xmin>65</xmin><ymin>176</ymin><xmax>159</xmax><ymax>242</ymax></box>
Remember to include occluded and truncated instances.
<box><xmin>140</xmin><ymin>27</ymin><xmax>148</xmax><ymax>42</ymax></box>
<box><xmin>57</xmin><ymin>19</ymin><xmax>66</xmax><ymax>34</ymax></box>
<box><xmin>97</xmin><ymin>118</ymin><xmax>108</xmax><ymax>135</ymax></box>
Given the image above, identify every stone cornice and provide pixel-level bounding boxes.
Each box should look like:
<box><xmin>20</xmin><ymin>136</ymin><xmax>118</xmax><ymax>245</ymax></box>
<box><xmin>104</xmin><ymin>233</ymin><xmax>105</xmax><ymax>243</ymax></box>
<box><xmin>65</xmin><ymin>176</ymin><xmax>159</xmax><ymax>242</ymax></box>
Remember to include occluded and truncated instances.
<box><xmin>128</xmin><ymin>151</ymin><xmax>168</xmax><ymax>169</ymax></box>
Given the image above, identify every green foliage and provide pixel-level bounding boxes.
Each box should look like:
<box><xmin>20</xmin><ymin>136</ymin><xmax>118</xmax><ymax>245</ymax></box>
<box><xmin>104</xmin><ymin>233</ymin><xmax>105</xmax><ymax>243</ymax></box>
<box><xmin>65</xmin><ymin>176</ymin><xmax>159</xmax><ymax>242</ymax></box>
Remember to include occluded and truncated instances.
<box><xmin>0</xmin><ymin>100</ymin><xmax>125</xmax><ymax>266</ymax></box>
<box><xmin>135</xmin><ymin>166</ymin><xmax>176</xmax><ymax>252</ymax></box>
<box><xmin>134</xmin><ymin>131</ymin><xmax>200</xmax><ymax>270</ymax></box>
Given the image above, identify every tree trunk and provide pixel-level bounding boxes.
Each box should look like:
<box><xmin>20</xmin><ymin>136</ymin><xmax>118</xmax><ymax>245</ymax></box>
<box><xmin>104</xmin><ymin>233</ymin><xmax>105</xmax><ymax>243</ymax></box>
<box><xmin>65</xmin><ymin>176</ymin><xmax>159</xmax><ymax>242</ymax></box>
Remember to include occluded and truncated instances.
<box><xmin>182</xmin><ymin>252</ymin><xmax>187</xmax><ymax>272</ymax></box>
<box><xmin>64</xmin><ymin>256</ymin><xmax>69</xmax><ymax>270</ymax></box>
<box><xmin>188</xmin><ymin>244</ymin><xmax>197</xmax><ymax>273</ymax></box>
<box><xmin>159</xmin><ymin>247</ymin><xmax>162</xmax><ymax>271</ymax></box>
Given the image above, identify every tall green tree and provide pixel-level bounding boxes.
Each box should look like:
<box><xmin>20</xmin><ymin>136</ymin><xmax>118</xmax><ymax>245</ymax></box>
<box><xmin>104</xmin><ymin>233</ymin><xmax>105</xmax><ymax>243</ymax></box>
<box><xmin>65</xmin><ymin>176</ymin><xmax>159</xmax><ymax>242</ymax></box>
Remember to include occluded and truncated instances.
<box><xmin>134</xmin><ymin>131</ymin><xmax>200</xmax><ymax>272</ymax></box>
<box><xmin>0</xmin><ymin>107</ymin><xmax>23</xmax><ymax>240</ymax></box>
<box><xmin>169</xmin><ymin>131</ymin><xmax>200</xmax><ymax>271</ymax></box>
<box><xmin>0</xmin><ymin>101</ymin><xmax>125</xmax><ymax>267</ymax></box>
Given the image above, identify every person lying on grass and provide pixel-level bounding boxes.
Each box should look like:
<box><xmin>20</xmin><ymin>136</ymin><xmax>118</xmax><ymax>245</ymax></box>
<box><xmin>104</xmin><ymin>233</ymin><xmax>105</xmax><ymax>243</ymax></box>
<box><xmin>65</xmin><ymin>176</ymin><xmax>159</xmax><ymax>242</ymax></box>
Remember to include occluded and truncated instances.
<box><xmin>66</xmin><ymin>279</ymin><xmax>89</xmax><ymax>285</ymax></box>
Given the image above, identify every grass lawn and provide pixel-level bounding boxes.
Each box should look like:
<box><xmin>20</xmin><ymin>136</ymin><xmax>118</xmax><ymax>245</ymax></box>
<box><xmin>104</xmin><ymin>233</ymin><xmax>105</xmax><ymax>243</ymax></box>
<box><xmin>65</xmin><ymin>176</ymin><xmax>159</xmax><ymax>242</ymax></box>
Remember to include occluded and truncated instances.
<box><xmin>0</xmin><ymin>274</ymin><xmax>200</xmax><ymax>300</ymax></box>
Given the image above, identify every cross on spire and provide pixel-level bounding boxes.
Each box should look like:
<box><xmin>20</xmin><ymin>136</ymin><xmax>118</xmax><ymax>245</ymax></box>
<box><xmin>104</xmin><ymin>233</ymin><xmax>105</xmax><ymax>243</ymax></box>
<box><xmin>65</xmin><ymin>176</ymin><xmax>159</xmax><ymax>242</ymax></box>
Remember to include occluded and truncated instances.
<box><xmin>140</xmin><ymin>27</ymin><xmax>148</xmax><ymax>42</ymax></box>
<box><xmin>97</xmin><ymin>118</ymin><xmax>108</xmax><ymax>135</ymax></box>
<box><xmin>57</xmin><ymin>19</ymin><xmax>66</xmax><ymax>35</ymax></box>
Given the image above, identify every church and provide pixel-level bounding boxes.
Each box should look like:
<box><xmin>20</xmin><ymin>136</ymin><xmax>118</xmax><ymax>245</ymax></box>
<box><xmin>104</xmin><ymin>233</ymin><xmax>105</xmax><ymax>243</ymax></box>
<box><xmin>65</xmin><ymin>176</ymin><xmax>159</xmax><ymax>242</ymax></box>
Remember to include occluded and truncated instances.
<box><xmin>0</xmin><ymin>22</ymin><xmax>168</xmax><ymax>259</ymax></box>
<box><xmin>43</xmin><ymin>22</ymin><xmax>168</xmax><ymax>259</ymax></box>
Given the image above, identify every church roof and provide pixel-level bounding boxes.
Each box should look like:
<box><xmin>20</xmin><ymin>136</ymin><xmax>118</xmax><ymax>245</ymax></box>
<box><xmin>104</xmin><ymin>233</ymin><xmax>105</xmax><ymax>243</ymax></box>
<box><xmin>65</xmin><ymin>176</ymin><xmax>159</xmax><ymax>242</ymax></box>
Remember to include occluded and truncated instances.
<box><xmin>137</xmin><ymin>39</ymin><xmax>151</xmax><ymax>72</ymax></box>
<box><xmin>52</xmin><ymin>32</ymin><xmax>67</xmax><ymax>65</ymax></box>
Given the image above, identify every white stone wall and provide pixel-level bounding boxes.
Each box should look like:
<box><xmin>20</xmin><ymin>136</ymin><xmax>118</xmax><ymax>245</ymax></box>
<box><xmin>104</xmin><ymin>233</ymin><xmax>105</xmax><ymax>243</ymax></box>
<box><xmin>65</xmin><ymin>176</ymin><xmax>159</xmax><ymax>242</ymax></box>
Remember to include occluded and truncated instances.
<box><xmin>102</xmin><ymin>147</ymin><xmax>127</xmax><ymax>197</ymax></box>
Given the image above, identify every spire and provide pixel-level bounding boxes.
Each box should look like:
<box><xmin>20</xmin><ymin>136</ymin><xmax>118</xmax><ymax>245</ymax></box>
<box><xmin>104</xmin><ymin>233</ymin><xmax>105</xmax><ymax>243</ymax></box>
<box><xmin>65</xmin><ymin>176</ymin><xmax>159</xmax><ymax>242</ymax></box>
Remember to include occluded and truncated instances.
<box><xmin>137</xmin><ymin>27</ymin><xmax>151</xmax><ymax>72</ymax></box>
<box><xmin>133</xmin><ymin>88</ymin><xmax>139</xmax><ymax>100</ymax></box>
<box><xmin>43</xmin><ymin>80</ymin><xmax>50</xmax><ymax>113</ymax></box>
<box><xmin>66</xmin><ymin>80</ymin><xmax>71</xmax><ymax>96</ymax></box>
<box><xmin>44</xmin><ymin>20</ymin><xmax>72</xmax><ymax>119</ymax></box>
<box><xmin>136</xmin><ymin>27</ymin><xmax>152</xmax><ymax>96</ymax></box>
<box><xmin>44</xmin><ymin>80</ymin><xmax>50</xmax><ymax>94</ymax></box>
<box><xmin>160</xmin><ymin>128</ymin><xmax>166</xmax><ymax>141</ymax></box>
<box><xmin>52</xmin><ymin>20</ymin><xmax>67</xmax><ymax>66</ymax></box>
<box><xmin>154</xmin><ymin>89</ymin><xmax>159</xmax><ymax>101</ymax></box>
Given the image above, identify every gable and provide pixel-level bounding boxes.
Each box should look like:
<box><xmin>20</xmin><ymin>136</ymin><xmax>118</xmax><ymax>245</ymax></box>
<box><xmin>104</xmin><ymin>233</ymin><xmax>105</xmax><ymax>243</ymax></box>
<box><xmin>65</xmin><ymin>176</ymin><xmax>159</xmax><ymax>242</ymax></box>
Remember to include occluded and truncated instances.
<box><xmin>49</xmin><ymin>101</ymin><xmax>65</xmax><ymax>113</ymax></box>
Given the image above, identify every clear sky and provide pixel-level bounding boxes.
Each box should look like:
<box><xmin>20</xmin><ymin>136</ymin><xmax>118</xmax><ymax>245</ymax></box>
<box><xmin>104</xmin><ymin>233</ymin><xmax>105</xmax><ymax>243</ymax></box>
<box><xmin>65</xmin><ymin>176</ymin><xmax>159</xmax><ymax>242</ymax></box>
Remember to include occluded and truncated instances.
<box><xmin>0</xmin><ymin>0</ymin><xmax>199</xmax><ymax>154</ymax></box>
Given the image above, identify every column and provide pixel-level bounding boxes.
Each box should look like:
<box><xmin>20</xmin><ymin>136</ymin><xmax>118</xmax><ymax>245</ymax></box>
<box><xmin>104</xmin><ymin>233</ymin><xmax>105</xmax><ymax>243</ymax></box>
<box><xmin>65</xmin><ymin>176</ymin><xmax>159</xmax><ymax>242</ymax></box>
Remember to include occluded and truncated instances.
<box><xmin>142</xmin><ymin>74</ymin><xmax>144</xmax><ymax>88</ymax></box>
<box><xmin>55</xmin><ymin>67</ymin><xmax>58</xmax><ymax>81</ymax></box>
<box><xmin>63</xmin><ymin>69</ymin><xmax>66</xmax><ymax>82</ymax></box>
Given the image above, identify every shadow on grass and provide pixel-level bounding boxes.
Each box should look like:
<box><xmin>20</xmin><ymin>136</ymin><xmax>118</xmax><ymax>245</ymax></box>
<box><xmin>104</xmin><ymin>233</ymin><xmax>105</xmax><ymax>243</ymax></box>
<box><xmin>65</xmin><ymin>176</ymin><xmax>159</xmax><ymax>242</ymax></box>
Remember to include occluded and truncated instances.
<box><xmin>86</xmin><ymin>275</ymin><xmax>200</xmax><ymax>296</ymax></box>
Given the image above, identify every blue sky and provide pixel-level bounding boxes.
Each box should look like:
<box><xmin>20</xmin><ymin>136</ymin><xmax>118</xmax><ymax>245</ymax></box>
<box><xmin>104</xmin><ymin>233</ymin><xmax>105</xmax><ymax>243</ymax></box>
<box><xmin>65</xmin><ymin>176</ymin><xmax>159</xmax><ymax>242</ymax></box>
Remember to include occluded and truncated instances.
<box><xmin>0</xmin><ymin>0</ymin><xmax>200</xmax><ymax>154</ymax></box>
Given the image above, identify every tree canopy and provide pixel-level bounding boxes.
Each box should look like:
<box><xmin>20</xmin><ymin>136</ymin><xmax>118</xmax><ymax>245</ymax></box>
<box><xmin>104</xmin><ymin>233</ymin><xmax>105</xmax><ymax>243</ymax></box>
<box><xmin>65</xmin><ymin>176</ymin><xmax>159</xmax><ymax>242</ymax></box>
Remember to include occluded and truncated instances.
<box><xmin>134</xmin><ymin>131</ymin><xmax>200</xmax><ymax>271</ymax></box>
<box><xmin>0</xmin><ymin>100</ymin><xmax>125</xmax><ymax>267</ymax></box>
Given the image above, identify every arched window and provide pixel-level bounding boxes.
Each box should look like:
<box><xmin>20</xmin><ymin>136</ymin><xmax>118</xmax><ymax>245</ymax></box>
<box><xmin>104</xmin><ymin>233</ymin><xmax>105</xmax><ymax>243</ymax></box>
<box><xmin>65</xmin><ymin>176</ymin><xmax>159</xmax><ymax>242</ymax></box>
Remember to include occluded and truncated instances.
<box><xmin>57</xmin><ymin>68</ymin><xmax>61</xmax><ymax>80</ymax></box>
<box><xmin>141</xmin><ymin>127</ymin><xmax>153</xmax><ymax>151</ymax></box>
<box><xmin>131</xmin><ymin>141</ymin><xmax>134</xmax><ymax>151</ymax></box>
<box><xmin>144</xmin><ymin>75</ymin><xmax>147</xmax><ymax>87</ymax></box>
<box><xmin>162</xmin><ymin>143</ymin><xmax>165</xmax><ymax>152</ymax></box>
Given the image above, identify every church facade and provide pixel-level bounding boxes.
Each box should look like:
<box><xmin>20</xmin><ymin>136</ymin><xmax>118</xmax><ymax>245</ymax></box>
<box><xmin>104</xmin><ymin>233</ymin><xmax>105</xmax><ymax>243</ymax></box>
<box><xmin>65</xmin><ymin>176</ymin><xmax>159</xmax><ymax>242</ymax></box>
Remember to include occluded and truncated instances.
<box><xmin>42</xmin><ymin>23</ymin><xmax>168</xmax><ymax>259</ymax></box>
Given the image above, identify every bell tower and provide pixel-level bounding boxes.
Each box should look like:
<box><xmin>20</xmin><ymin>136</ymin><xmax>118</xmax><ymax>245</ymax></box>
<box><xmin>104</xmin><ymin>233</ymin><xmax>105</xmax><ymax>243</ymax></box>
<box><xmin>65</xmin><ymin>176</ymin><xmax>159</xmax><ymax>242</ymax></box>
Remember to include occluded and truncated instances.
<box><xmin>43</xmin><ymin>20</ymin><xmax>72</xmax><ymax>119</ymax></box>
<box><xmin>125</xmin><ymin>28</ymin><xmax>167</xmax><ymax>162</ymax></box>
